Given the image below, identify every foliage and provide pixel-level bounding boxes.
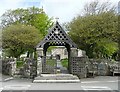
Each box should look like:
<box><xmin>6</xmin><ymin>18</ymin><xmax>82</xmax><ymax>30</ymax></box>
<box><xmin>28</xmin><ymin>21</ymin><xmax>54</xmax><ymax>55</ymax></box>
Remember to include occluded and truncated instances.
<box><xmin>93</xmin><ymin>39</ymin><xmax>118</xmax><ymax>58</ymax></box>
<box><xmin>46</xmin><ymin>59</ymin><xmax>56</xmax><ymax>67</ymax></box>
<box><xmin>67</xmin><ymin>1</ymin><xmax>119</xmax><ymax>59</ymax></box>
<box><xmin>118</xmin><ymin>15</ymin><xmax>120</xmax><ymax>60</ymax></box>
<box><xmin>2</xmin><ymin>24</ymin><xmax>42</xmax><ymax>58</ymax></box>
<box><xmin>1</xmin><ymin>7</ymin><xmax>53</xmax><ymax>58</ymax></box>
<box><xmin>16</xmin><ymin>61</ymin><xmax>24</xmax><ymax>68</ymax></box>
<box><xmin>83</xmin><ymin>0</ymin><xmax>116</xmax><ymax>15</ymax></box>
<box><xmin>61</xmin><ymin>58</ymin><xmax>68</xmax><ymax>68</ymax></box>
<box><xmin>1</xmin><ymin>6</ymin><xmax>53</xmax><ymax>36</ymax></box>
<box><xmin>47</xmin><ymin>46</ymin><xmax>57</xmax><ymax>53</ymax></box>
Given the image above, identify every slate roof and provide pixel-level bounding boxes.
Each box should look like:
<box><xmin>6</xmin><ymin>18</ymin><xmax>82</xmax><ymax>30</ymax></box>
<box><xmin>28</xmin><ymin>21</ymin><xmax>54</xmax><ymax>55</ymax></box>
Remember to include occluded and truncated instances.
<box><xmin>36</xmin><ymin>21</ymin><xmax>77</xmax><ymax>48</ymax></box>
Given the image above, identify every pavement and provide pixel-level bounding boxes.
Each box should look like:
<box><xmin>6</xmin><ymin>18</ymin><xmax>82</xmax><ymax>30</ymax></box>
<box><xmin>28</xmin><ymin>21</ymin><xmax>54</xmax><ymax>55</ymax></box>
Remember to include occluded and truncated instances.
<box><xmin>0</xmin><ymin>73</ymin><xmax>14</xmax><ymax>92</ymax></box>
<box><xmin>0</xmin><ymin>73</ymin><xmax>13</xmax><ymax>82</ymax></box>
<box><xmin>1</xmin><ymin>76</ymin><xmax>119</xmax><ymax>91</ymax></box>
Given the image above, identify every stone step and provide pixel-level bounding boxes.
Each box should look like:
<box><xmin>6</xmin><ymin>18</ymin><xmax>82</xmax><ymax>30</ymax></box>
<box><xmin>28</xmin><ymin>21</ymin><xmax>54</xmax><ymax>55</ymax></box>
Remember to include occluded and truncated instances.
<box><xmin>33</xmin><ymin>80</ymin><xmax>80</xmax><ymax>83</ymax></box>
<box><xmin>34</xmin><ymin>76</ymin><xmax>79</xmax><ymax>80</ymax></box>
<box><xmin>41</xmin><ymin>74</ymin><xmax>75</xmax><ymax>77</ymax></box>
<box><xmin>33</xmin><ymin>74</ymin><xmax>80</xmax><ymax>83</ymax></box>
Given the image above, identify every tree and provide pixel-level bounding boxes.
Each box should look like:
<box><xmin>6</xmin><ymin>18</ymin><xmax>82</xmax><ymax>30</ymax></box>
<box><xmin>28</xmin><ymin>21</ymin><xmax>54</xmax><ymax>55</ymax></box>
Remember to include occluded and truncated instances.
<box><xmin>67</xmin><ymin>1</ymin><xmax>119</xmax><ymax>59</ymax></box>
<box><xmin>118</xmin><ymin>6</ymin><xmax>120</xmax><ymax>60</ymax></box>
<box><xmin>1</xmin><ymin>7</ymin><xmax>53</xmax><ymax>36</ymax></box>
<box><xmin>83</xmin><ymin>0</ymin><xmax>116</xmax><ymax>15</ymax></box>
<box><xmin>2</xmin><ymin>24</ymin><xmax>43</xmax><ymax>58</ymax></box>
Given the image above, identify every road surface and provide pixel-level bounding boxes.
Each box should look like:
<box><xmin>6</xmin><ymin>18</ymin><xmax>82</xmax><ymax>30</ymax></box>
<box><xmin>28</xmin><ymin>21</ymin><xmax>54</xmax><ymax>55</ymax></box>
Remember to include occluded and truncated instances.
<box><xmin>0</xmin><ymin>75</ymin><xmax>119</xmax><ymax>91</ymax></box>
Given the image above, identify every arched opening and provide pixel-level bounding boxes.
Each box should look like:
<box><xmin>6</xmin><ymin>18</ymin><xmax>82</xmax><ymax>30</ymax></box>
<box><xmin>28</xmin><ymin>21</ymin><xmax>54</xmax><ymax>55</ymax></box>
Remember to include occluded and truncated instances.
<box><xmin>56</xmin><ymin>55</ymin><xmax>60</xmax><ymax>60</ymax></box>
<box><xmin>42</xmin><ymin>42</ymin><xmax>71</xmax><ymax>74</ymax></box>
<box><xmin>45</xmin><ymin>46</ymin><xmax>69</xmax><ymax>74</ymax></box>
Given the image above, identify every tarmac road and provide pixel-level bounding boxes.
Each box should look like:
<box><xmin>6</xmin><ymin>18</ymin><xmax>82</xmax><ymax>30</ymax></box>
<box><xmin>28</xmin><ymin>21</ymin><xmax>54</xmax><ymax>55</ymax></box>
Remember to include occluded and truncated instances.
<box><xmin>1</xmin><ymin>75</ymin><xmax>119</xmax><ymax>91</ymax></box>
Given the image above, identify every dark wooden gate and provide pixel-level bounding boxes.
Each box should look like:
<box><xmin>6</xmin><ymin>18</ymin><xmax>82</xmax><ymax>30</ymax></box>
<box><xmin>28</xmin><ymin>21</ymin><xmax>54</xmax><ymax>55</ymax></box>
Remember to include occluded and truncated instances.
<box><xmin>42</xmin><ymin>56</ymin><xmax>57</xmax><ymax>74</ymax></box>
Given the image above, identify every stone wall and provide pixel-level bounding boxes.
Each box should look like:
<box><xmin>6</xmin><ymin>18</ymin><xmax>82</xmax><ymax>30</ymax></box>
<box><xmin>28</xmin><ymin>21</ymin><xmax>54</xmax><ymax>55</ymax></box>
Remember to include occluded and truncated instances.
<box><xmin>88</xmin><ymin>59</ymin><xmax>113</xmax><ymax>76</ymax></box>
<box><xmin>1</xmin><ymin>58</ymin><xmax>37</xmax><ymax>78</ymax></box>
<box><xmin>2</xmin><ymin>58</ymin><xmax>16</xmax><ymax>76</ymax></box>
<box><xmin>15</xmin><ymin>58</ymin><xmax>37</xmax><ymax>79</ymax></box>
<box><xmin>97</xmin><ymin>59</ymin><xmax>113</xmax><ymax>76</ymax></box>
<box><xmin>24</xmin><ymin>58</ymin><xmax>37</xmax><ymax>78</ymax></box>
<box><xmin>70</xmin><ymin>57</ymin><xmax>114</xmax><ymax>78</ymax></box>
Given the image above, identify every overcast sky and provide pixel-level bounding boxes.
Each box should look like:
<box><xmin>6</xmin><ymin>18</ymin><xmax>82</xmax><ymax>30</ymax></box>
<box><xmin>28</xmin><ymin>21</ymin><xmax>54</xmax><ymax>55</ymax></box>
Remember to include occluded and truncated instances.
<box><xmin>0</xmin><ymin>0</ymin><xmax>119</xmax><ymax>23</ymax></box>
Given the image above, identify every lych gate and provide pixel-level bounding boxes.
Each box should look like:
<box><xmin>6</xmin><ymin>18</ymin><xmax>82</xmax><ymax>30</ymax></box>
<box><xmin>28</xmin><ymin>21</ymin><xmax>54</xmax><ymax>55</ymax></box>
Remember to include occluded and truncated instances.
<box><xmin>36</xmin><ymin>21</ymin><xmax>78</xmax><ymax>76</ymax></box>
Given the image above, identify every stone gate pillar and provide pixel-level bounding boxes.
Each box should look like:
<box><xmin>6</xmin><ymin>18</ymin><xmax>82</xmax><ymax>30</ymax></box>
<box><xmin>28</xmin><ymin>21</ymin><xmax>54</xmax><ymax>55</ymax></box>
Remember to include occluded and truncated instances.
<box><xmin>36</xmin><ymin>48</ymin><xmax>43</xmax><ymax>76</ymax></box>
<box><xmin>11</xmin><ymin>58</ymin><xmax>16</xmax><ymax>76</ymax></box>
<box><xmin>71</xmin><ymin>48</ymin><xmax>78</xmax><ymax>57</ymax></box>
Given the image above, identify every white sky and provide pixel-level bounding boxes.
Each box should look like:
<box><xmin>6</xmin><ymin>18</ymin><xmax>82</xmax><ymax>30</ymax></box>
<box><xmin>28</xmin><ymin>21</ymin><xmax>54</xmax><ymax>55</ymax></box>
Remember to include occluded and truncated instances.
<box><xmin>0</xmin><ymin>0</ymin><xmax>119</xmax><ymax>23</ymax></box>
